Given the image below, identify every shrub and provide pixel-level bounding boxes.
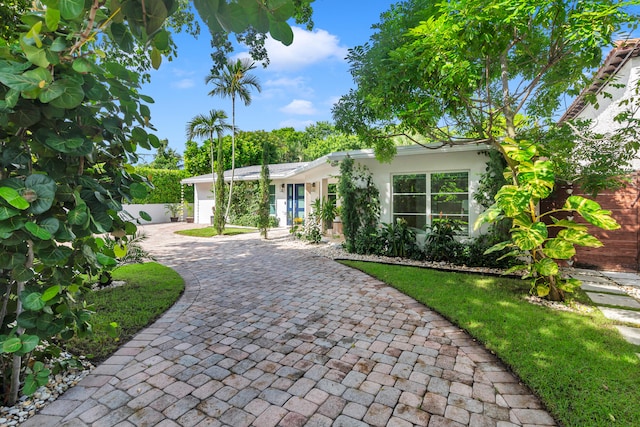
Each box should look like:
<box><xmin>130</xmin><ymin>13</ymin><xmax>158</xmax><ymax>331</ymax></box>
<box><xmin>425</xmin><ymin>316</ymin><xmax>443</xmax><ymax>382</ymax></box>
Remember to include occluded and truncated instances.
<box><xmin>378</xmin><ymin>219</ymin><xmax>422</xmax><ymax>259</ymax></box>
<box><xmin>424</xmin><ymin>218</ymin><xmax>465</xmax><ymax>263</ymax></box>
<box><xmin>134</xmin><ymin>168</ymin><xmax>193</xmax><ymax>203</ymax></box>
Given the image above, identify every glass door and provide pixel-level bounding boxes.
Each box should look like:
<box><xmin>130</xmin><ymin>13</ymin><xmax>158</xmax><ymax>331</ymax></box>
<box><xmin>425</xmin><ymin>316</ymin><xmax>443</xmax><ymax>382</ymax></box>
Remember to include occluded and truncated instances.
<box><xmin>286</xmin><ymin>183</ymin><xmax>305</xmax><ymax>225</ymax></box>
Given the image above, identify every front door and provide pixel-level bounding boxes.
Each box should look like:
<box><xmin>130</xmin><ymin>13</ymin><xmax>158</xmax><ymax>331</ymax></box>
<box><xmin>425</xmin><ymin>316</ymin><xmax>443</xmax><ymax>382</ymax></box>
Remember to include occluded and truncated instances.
<box><xmin>286</xmin><ymin>183</ymin><xmax>305</xmax><ymax>225</ymax></box>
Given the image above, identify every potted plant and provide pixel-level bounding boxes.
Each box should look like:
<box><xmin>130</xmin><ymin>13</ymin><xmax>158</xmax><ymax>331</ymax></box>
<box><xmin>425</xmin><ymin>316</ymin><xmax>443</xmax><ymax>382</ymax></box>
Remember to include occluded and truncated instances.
<box><xmin>183</xmin><ymin>201</ymin><xmax>194</xmax><ymax>223</ymax></box>
<box><xmin>164</xmin><ymin>203</ymin><xmax>181</xmax><ymax>222</ymax></box>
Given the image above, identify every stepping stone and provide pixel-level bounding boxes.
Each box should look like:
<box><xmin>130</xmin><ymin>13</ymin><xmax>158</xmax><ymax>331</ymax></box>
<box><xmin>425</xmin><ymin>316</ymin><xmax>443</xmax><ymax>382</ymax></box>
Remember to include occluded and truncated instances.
<box><xmin>601</xmin><ymin>271</ymin><xmax>640</xmax><ymax>281</ymax></box>
<box><xmin>586</xmin><ymin>292</ymin><xmax>640</xmax><ymax>308</ymax></box>
<box><xmin>571</xmin><ymin>273</ymin><xmax>611</xmax><ymax>284</ymax></box>
<box><xmin>611</xmin><ymin>278</ymin><xmax>640</xmax><ymax>288</ymax></box>
<box><xmin>599</xmin><ymin>307</ymin><xmax>640</xmax><ymax>326</ymax></box>
<box><xmin>615</xmin><ymin>325</ymin><xmax>640</xmax><ymax>346</ymax></box>
<box><xmin>580</xmin><ymin>282</ymin><xmax>626</xmax><ymax>295</ymax></box>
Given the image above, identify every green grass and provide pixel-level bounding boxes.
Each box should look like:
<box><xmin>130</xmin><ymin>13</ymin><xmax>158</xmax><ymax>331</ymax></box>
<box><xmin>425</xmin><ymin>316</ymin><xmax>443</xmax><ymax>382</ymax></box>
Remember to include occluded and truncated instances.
<box><xmin>174</xmin><ymin>226</ymin><xmax>258</xmax><ymax>237</ymax></box>
<box><xmin>341</xmin><ymin>260</ymin><xmax>640</xmax><ymax>427</ymax></box>
<box><xmin>67</xmin><ymin>262</ymin><xmax>184</xmax><ymax>362</ymax></box>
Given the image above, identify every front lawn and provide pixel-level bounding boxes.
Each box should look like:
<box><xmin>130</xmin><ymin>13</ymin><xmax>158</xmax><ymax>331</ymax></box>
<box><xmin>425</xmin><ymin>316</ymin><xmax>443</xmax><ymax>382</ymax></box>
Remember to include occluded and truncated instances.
<box><xmin>341</xmin><ymin>261</ymin><xmax>640</xmax><ymax>427</ymax></box>
<box><xmin>67</xmin><ymin>262</ymin><xmax>184</xmax><ymax>361</ymax></box>
<box><xmin>175</xmin><ymin>226</ymin><xmax>258</xmax><ymax>237</ymax></box>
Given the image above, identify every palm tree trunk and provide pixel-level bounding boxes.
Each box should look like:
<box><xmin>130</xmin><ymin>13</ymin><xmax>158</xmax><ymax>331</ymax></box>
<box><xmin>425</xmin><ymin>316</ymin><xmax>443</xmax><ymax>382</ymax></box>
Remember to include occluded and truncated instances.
<box><xmin>224</xmin><ymin>95</ymin><xmax>236</xmax><ymax>223</ymax></box>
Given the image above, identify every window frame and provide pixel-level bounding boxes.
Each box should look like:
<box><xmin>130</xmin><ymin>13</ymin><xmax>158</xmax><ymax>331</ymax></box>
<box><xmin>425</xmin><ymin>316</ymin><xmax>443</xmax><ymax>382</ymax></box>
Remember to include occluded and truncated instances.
<box><xmin>391</xmin><ymin>170</ymin><xmax>470</xmax><ymax>234</ymax></box>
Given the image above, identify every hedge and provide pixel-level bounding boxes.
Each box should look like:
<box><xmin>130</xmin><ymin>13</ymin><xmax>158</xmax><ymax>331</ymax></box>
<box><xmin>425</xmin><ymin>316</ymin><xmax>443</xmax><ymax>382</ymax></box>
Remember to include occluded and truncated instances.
<box><xmin>133</xmin><ymin>167</ymin><xmax>194</xmax><ymax>203</ymax></box>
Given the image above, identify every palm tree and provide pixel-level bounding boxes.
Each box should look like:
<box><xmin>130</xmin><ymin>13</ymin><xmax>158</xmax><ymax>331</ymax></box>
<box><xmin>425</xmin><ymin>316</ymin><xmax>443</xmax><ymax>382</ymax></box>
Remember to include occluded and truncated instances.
<box><xmin>206</xmin><ymin>58</ymin><xmax>262</xmax><ymax>222</ymax></box>
<box><xmin>186</xmin><ymin>110</ymin><xmax>232</xmax><ymax>226</ymax></box>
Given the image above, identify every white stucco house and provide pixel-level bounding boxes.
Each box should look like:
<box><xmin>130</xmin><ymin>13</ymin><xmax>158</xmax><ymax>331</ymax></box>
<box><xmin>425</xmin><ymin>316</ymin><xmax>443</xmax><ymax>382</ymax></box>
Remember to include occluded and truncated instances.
<box><xmin>181</xmin><ymin>143</ymin><xmax>491</xmax><ymax>236</ymax></box>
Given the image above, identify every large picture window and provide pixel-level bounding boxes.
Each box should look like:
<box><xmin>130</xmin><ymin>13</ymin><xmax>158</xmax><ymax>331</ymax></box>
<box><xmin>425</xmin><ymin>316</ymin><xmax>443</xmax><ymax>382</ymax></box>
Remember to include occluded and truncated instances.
<box><xmin>392</xmin><ymin>172</ymin><xmax>469</xmax><ymax>233</ymax></box>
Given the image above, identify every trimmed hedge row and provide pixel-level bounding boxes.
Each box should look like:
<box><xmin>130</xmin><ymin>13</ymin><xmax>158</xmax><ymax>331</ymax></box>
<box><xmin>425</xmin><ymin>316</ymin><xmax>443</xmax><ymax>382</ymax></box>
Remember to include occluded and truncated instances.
<box><xmin>133</xmin><ymin>167</ymin><xmax>194</xmax><ymax>203</ymax></box>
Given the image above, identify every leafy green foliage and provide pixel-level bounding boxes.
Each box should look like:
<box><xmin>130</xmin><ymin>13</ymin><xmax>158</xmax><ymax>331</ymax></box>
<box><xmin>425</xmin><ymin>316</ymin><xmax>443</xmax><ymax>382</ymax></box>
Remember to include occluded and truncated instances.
<box><xmin>338</xmin><ymin>157</ymin><xmax>381</xmax><ymax>253</ymax></box>
<box><xmin>133</xmin><ymin>167</ymin><xmax>193</xmax><ymax>204</ymax></box>
<box><xmin>258</xmin><ymin>141</ymin><xmax>271</xmax><ymax>238</ymax></box>
<box><xmin>476</xmin><ymin>140</ymin><xmax>620</xmax><ymax>301</ymax></box>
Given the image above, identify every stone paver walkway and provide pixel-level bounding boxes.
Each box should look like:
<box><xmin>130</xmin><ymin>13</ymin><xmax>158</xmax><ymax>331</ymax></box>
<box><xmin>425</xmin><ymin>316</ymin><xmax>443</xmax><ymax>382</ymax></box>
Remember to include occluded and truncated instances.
<box><xmin>23</xmin><ymin>223</ymin><xmax>556</xmax><ymax>427</ymax></box>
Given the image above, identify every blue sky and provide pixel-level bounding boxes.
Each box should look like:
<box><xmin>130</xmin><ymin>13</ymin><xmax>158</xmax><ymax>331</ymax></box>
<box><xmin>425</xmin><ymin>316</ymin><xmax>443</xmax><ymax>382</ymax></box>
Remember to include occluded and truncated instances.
<box><xmin>140</xmin><ymin>1</ymin><xmax>396</xmax><ymax>158</ymax></box>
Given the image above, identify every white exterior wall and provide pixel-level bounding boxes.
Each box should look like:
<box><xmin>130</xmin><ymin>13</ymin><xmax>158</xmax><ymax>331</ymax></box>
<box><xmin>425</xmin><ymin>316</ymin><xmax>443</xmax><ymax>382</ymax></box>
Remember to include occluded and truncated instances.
<box><xmin>122</xmin><ymin>203</ymin><xmax>174</xmax><ymax>224</ymax></box>
<box><xmin>190</xmin><ymin>180</ymin><xmax>290</xmax><ymax>226</ymax></box>
<box><xmin>576</xmin><ymin>56</ymin><xmax>640</xmax><ymax>169</ymax></box>
<box><xmin>355</xmin><ymin>150</ymin><xmax>487</xmax><ymax>236</ymax></box>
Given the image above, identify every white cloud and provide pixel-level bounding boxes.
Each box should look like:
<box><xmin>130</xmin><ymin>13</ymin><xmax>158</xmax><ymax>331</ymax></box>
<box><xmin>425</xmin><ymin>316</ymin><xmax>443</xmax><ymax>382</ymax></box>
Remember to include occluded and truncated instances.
<box><xmin>172</xmin><ymin>79</ymin><xmax>196</xmax><ymax>89</ymax></box>
<box><xmin>279</xmin><ymin>119</ymin><xmax>315</xmax><ymax>130</ymax></box>
<box><xmin>280</xmin><ymin>99</ymin><xmax>317</xmax><ymax>115</ymax></box>
<box><xmin>238</xmin><ymin>27</ymin><xmax>347</xmax><ymax>72</ymax></box>
<box><xmin>260</xmin><ymin>76</ymin><xmax>314</xmax><ymax>99</ymax></box>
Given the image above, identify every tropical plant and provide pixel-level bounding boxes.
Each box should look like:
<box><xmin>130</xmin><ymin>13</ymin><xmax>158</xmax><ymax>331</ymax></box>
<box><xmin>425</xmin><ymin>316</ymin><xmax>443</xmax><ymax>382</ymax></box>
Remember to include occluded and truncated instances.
<box><xmin>164</xmin><ymin>203</ymin><xmax>181</xmax><ymax>218</ymax></box>
<box><xmin>186</xmin><ymin>109</ymin><xmax>233</xmax><ymax>214</ymax></box>
<box><xmin>311</xmin><ymin>198</ymin><xmax>337</xmax><ymax>232</ymax></box>
<box><xmin>334</xmin><ymin>0</ymin><xmax>638</xmax><ymax>300</ymax></box>
<box><xmin>0</xmin><ymin>0</ymin><xmax>313</xmax><ymax>406</ymax></box>
<box><xmin>379</xmin><ymin>219</ymin><xmax>420</xmax><ymax>259</ymax></box>
<box><xmin>206</xmin><ymin>58</ymin><xmax>262</xmax><ymax>223</ymax></box>
<box><xmin>476</xmin><ymin>139</ymin><xmax>619</xmax><ymax>301</ymax></box>
<box><xmin>258</xmin><ymin>140</ymin><xmax>271</xmax><ymax>239</ymax></box>
<box><xmin>424</xmin><ymin>217</ymin><xmax>465</xmax><ymax>263</ymax></box>
<box><xmin>338</xmin><ymin>157</ymin><xmax>381</xmax><ymax>253</ymax></box>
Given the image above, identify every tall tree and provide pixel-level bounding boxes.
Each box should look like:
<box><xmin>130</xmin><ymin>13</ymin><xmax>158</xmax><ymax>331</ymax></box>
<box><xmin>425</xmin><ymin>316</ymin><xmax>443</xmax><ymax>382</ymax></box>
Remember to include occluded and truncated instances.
<box><xmin>206</xmin><ymin>58</ymin><xmax>262</xmax><ymax>222</ymax></box>
<box><xmin>334</xmin><ymin>0</ymin><xmax>637</xmax><ymax>300</ymax></box>
<box><xmin>186</xmin><ymin>110</ymin><xmax>232</xmax><ymax>225</ymax></box>
<box><xmin>147</xmin><ymin>139</ymin><xmax>183</xmax><ymax>170</ymax></box>
<box><xmin>258</xmin><ymin>140</ymin><xmax>271</xmax><ymax>239</ymax></box>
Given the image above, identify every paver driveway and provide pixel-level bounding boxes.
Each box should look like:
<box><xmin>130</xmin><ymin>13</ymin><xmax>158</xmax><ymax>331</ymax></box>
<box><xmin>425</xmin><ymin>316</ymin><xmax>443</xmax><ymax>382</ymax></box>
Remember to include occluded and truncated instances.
<box><xmin>24</xmin><ymin>223</ymin><xmax>556</xmax><ymax>427</ymax></box>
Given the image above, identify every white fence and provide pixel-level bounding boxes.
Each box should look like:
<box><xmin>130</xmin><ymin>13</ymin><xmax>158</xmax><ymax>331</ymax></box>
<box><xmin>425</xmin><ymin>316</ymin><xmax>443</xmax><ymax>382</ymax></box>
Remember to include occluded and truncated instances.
<box><xmin>122</xmin><ymin>203</ymin><xmax>193</xmax><ymax>224</ymax></box>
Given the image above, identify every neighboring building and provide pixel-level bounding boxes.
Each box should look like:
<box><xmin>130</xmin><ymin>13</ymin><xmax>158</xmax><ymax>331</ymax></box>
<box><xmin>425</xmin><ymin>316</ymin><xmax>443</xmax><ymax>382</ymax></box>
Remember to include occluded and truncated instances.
<box><xmin>543</xmin><ymin>39</ymin><xmax>640</xmax><ymax>271</ymax></box>
<box><xmin>181</xmin><ymin>144</ymin><xmax>491</xmax><ymax>236</ymax></box>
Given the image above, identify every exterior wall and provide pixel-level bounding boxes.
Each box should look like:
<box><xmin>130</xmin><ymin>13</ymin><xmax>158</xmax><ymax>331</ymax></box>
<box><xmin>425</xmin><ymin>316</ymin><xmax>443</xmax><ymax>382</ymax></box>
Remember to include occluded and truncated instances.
<box><xmin>190</xmin><ymin>180</ymin><xmax>290</xmax><ymax>226</ymax></box>
<box><xmin>121</xmin><ymin>203</ymin><xmax>174</xmax><ymax>224</ymax></box>
<box><xmin>355</xmin><ymin>150</ymin><xmax>488</xmax><ymax>237</ymax></box>
<box><xmin>577</xmin><ymin>56</ymin><xmax>640</xmax><ymax>169</ymax></box>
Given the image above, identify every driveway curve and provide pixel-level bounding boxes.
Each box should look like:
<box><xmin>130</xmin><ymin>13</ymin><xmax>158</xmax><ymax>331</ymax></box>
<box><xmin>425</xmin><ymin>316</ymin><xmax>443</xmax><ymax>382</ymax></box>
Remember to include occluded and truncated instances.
<box><xmin>24</xmin><ymin>223</ymin><xmax>556</xmax><ymax>427</ymax></box>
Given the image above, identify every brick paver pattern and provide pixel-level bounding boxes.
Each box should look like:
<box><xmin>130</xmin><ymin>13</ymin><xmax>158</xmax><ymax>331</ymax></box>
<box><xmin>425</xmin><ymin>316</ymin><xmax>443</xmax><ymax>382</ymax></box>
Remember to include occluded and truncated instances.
<box><xmin>23</xmin><ymin>224</ymin><xmax>556</xmax><ymax>427</ymax></box>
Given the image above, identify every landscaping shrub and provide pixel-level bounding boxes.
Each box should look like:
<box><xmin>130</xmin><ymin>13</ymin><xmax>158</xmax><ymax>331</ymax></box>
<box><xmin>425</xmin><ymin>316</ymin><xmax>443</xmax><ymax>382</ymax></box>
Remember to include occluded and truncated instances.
<box><xmin>378</xmin><ymin>219</ymin><xmax>422</xmax><ymax>259</ymax></box>
<box><xmin>134</xmin><ymin>167</ymin><xmax>194</xmax><ymax>203</ymax></box>
<box><xmin>423</xmin><ymin>218</ymin><xmax>465</xmax><ymax>263</ymax></box>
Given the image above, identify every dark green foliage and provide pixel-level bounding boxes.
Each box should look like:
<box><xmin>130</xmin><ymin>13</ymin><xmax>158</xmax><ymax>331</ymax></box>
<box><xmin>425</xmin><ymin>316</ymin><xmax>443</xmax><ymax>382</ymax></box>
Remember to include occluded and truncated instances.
<box><xmin>475</xmin><ymin>149</ymin><xmax>508</xmax><ymax>209</ymax></box>
<box><xmin>464</xmin><ymin>232</ymin><xmax>517</xmax><ymax>269</ymax></box>
<box><xmin>213</xmin><ymin>141</ymin><xmax>226</xmax><ymax>234</ymax></box>
<box><xmin>338</xmin><ymin>157</ymin><xmax>381</xmax><ymax>253</ymax></box>
<box><xmin>378</xmin><ymin>219</ymin><xmax>422</xmax><ymax>259</ymax></box>
<box><xmin>258</xmin><ymin>143</ymin><xmax>271</xmax><ymax>238</ymax></box>
<box><xmin>133</xmin><ymin>168</ymin><xmax>193</xmax><ymax>203</ymax></box>
<box><xmin>424</xmin><ymin>218</ymin><xmax>465</xmax><ymax>263</ymax></box>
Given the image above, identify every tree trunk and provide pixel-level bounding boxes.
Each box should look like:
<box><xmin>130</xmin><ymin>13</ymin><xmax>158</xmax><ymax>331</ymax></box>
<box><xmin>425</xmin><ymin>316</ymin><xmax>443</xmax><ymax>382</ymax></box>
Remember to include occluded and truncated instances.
<box><xmin>9</xmin><ymin>240</ymin><xmax>34</xmax><ymax>405</ymax></box>
<box><xmin>224</xmin><ymin>95</ymin><xmax>236</xmax><ymax>223</ymax></box>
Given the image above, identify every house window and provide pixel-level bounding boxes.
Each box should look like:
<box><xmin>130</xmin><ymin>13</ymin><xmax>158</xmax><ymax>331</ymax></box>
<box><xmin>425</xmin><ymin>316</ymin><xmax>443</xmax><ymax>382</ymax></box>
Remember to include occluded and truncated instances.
<box><xmin>269</xmin><ymin>184</ymin><xmax>276</xmax><ymax>215</ymax></box>
<box><xmin>327</xmin><ymin>183</ymin><xmax>337</xmax><ymax>206</ymax></box>
<box><xmin>392</xmin><ymin>172</ymin><xmax>469</xmax><ymax>233</ymax></box>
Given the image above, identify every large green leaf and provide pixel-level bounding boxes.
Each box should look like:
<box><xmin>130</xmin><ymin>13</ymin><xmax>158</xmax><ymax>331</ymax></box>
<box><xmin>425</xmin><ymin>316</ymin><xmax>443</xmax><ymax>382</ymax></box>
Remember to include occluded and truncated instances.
<box><xmin>534</xmin><ymin>257</ymin><xmax>559</xmax><ymax>276</ymax></box>
<box><xmin>45</xmin><ymin>7</ymin><xmax>60</xmax><ymax>31</ymax></box>
<box><xmin>564</xmin><ymin>195</ymin><xmax>620</xmax><ymax>230</ymax></box>
<box><xmin>1</xmin><ymin>337</ymin><xmax>21</xmax><ymax>353</ymax></box>
<box><xmin>41</xmin><ymin>285</ymin><xmax>60</xmax><ymax>302</ymax></box>
<box><xmin>193</xmin><ymin>0</ymin><xmax>223</xmax><ymax>35</ymax></box>
<box><xmin>11</xmin><ymin>265</ymin><xmax>34</xmax><ymax>282</ymax></box>
<box><xmin>67</xmin><ymin>206</ymin><xmax>88</xmax><ymax>225</ymax></box>
<box><xmin>49</xmin><ymin>79</ymin><xmax>84</xmax><ymax>109</ymax></box>
<box><xmin>0</xmin><ymin>252</ymin><xmax>27</xmax><ymax>269</ymax></box>
<box><xmin>0</xmin><ymin>70</ymin><xmax>43</xmax><ymax>92</ymax></box>
<box><xmin>0</xmin><ymin>187</ymin><xmax>29</xmax><ymax>209</ymax></box>
<box><xmin>474</xmin><ymin>203</ymin><xmax>502</xmax><ymax>229</ymax></box>
<box><xmin>144</xmin><ymin>0</ymin><xmax>168</xmax><ymax>34</ymax></box>
<box><xmin>19</xmin><ymin>334</ymin><xmax>39</xmax><ymax>353</ymax></box>
<box><xmin>511</xmin><ymin>221</ymin><xmax>547</xmax><ymax>251</ymax></box>
<box><xmin>557</xmin><ymin>228</ymin><xmax>603</xmax><ymax>248</ymax></box>
<box><xmin>59</xmin><ymin>0</ymin><xmax>84</xmax><ymax>19</ymax></box>
<box><xmin>17</xmin><ymin>311</ymin><xmax>39</xmax><ymax>329</ymax></box>
<box><xmin>22</xmin><ymin>292</ymin><xmax>46</xmax><ymax>311</ymax></box>
<box><xmin>24</xmin><ymin>174</ymin><xmax>56</xmax><ymax>214</ymax></box>
<box><xmin>110</xmin><ymin>23</ymin><xmax>135</xmax><ymax>53</ymax></box>
<box><xmin>543</xmin><ymin>238</ymin><xmax>576</xmax><ymax>259</ymax></box>
<box><xmin>129</xmin><ymin>182</ymin><xmax>148</xmax><ymax>199</ymax></box>
<box><xmin>518</xmin><ymin>160</ymin><xmax>554</xmax><ymax>199</ymax></box>
<box><xmin>268</xmin><ymin>0</ymin><xmax>295</xmax><ymax>21</ymax></box>
<box><xmin>96</xmin><ymin>252</ymin><xmax>117</xmax><ymax>266</ymax></box>
<box><xmin>495</xmin><ymin>185</ymin><xmax>530</xmax><ymax>217</ymax></box>
<box><xmin>502</xmin><ymin>139</ymin><xmax>537</xmax><ymax>162</ymax></box>
<box><xmin>0</xmin><ymin>206</ymin><xmax>19</xmax><ymax>220</ymax></box>
<box><xmin>20</xmin><ymin>42</ymin><xmax>50</xmax><ymax>68</ymax></box>
<box><xmin>268</xmin><ymin>18</ymin><xmax>293</xmax><ymax>45</ymax></box>
<box><xmin>39</xmin><ymin>245</ymin><xmax>72</xmax><ymax>265</ymax></box>
<box><xmin>25</xmin><ymin>221</ymin><xmax>52</xmax><ymax>240</ymax></box>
